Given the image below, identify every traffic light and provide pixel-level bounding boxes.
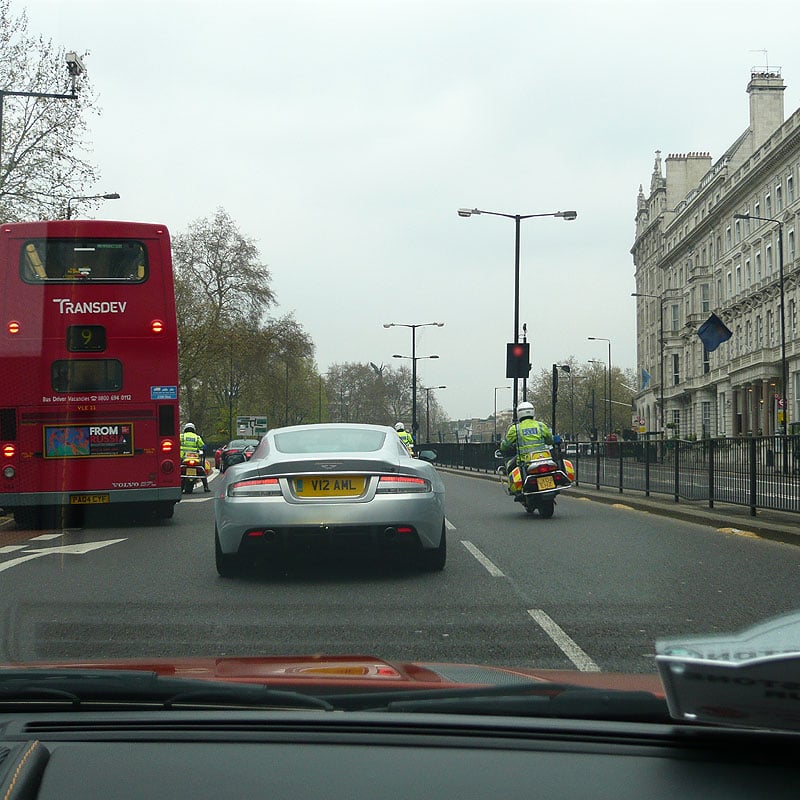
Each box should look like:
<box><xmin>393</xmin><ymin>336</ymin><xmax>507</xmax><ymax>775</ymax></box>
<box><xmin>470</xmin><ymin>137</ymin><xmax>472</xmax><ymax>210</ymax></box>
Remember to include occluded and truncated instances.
<box><xmin>506</xmin><ymin>342</ymin><xmax>530</xmax><ymax>379</ymax></box>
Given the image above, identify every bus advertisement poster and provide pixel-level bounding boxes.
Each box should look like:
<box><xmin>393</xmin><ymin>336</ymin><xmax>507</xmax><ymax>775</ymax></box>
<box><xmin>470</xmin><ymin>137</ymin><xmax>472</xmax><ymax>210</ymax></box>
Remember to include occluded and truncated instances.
<box><xmin>44</xmin><ymin>423</ymin><xmax>134</xmax><ymax>458</ymax></box>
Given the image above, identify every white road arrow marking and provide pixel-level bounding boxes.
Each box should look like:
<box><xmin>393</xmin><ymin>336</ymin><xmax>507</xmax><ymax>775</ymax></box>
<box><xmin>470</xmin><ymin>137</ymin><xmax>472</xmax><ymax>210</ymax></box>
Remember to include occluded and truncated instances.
<box><xmin>0</xmin><ymin>538</ymin><xmax>126</xmax><ymax>573</ymax></box>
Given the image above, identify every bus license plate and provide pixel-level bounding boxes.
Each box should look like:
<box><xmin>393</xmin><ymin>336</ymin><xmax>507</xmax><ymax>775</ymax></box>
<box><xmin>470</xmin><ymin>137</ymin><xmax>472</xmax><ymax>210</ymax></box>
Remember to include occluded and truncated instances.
<box><xmin>294</xmin><ymin>476</ymin><xmax>366</xmax><ymax>497</ymax></box>
<box><xmin>536</xmin><ymin>476</ymin><xmax>556</xmax><ymax>490</ymax></box>
<box><xmin>70</xmin><ymin>493</ymin><xmax>110</xmax><ymax>505</ymax></box>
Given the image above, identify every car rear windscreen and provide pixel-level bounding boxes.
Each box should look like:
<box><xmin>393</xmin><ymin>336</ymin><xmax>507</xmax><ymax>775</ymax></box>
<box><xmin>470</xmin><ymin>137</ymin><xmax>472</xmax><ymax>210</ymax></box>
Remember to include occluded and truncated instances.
<box><xmin>274</xmin><ymin>429</ymin><xmax>387</xmax><ymax>454</ymax></box>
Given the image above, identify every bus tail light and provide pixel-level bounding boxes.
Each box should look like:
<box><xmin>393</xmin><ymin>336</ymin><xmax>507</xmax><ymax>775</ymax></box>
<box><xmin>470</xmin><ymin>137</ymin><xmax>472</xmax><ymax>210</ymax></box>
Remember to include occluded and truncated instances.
<box><xmin>2</xmin><ymin>444</ymin><xmax>15</xmax><ymax>459</ymax></box>
<box><xmin>151</xmin><ymin>319</ymin><xmax>165</xmax><ymax>334</ymax></box>
<box><xmin>161</xmin><ymin>439</ymin><xmax>174</xmax><ymax>453</ymax></box>
<box><xmin>7</xmin><ymin>321</ymin><xmax>20</xmax><ymax>335</ymax></box>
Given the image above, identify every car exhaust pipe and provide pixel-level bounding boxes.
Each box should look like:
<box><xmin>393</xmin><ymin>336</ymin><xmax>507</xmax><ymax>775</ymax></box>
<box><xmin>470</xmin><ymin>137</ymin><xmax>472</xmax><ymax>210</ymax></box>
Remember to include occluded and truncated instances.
<box><xmin>383</xmin><ymin>526</ymin><xmax>397</xmax><ymax>540</ymax></box>
<box><xmin>263</xmin><ymin>529</ymin><xmax>277</xmax><ymax>542</ymax></box>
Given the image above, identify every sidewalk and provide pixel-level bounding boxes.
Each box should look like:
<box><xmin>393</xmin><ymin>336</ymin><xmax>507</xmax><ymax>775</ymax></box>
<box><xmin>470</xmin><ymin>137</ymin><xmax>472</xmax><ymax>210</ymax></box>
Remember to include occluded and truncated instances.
<box><xmin>438</xmin><ymin>466</ymin><xmax>800</xmax><ymax>547</ymax></box>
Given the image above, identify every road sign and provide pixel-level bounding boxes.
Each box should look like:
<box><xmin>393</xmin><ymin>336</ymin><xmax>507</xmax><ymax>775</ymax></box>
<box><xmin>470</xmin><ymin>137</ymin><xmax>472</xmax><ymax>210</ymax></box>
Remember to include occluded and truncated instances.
<box><xmin>236</xmin><ymin>415</ymin><xmax>268</xmax><ymax>437</ymax></box>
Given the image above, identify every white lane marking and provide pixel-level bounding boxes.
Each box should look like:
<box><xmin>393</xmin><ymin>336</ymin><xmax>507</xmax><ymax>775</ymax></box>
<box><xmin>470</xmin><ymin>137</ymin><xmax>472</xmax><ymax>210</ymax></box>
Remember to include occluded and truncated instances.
<box><xmin>461</xmin><ymin>540</ymin><xmax>505</xmax><ymax>577</ymax></box>
<box><xmin>0</xmin><ymin>545</ymin><xmax>27</xmax><ymax>553</ymax></box>
<box><xmin>445</xmin><ymin>518</ymin><xmax>456</xmax><ymax>530</ymax></box>
<box><xmin>527</xmin><ymin>608</ymin><xmax>600</xmax><ymax>672</ymax></box>
<box><xmin>0</xmin><ymin>538</ymin><xmax>127</xmax><ymax>573</ymax></box>
<box><xmin>29</xmin><ymin>533</ymin><xmax>64</xmax><ymax>540</ymax></box>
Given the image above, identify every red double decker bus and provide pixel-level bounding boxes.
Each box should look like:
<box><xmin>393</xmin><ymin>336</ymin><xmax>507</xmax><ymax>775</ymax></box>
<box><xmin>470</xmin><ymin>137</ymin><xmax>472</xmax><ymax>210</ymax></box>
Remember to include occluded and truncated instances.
<box><xmin>0</xmin><ymin>220</ymin><xmax>181</xmax><ymax>526</ymax></box>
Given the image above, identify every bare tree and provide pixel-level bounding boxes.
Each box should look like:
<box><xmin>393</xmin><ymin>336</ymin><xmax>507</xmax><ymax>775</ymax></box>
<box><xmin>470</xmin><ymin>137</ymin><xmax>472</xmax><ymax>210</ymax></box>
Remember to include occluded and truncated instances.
<box><xmin>0</xmin><ymin>0</ymin><xmax>99</xmax><ymax>221</ymax></box>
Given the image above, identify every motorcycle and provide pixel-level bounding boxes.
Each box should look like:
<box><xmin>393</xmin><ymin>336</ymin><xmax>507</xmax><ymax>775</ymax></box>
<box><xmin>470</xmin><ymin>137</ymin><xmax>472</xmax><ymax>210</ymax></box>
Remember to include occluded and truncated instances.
<box><xmin>180</xmin><ymin>449</ymin><xmax>207</xmax><ymax>494</ymax></box>
<box><xmin>495</xmin><ymin>445</ymin><xmax>575</xmax><ymax>518</ymax></box>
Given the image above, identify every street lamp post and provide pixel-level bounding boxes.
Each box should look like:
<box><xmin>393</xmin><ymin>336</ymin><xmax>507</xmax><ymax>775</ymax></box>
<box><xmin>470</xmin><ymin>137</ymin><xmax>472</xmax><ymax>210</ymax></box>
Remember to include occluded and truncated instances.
<box><xmin>588</xmin><ymin>337</ymin><xmax>612</xmax><ymax>435</ymax></box>
<box><xmin>458</xmin><ymin>207</ymin><xmax>577</xmax><ymax>418</ymax></box>
<box><xmin>493</xmin><ymin>386</ymin><xmax>510</xmax><ymax>441</ymax></box>
<box><xmin>385</xmin><ymin>322</ymin><xmax>444</xmax><ymax>445</ymax></box>
<box><xmin>588</xmin><ymin>359</ymin><xmax>605</xmax><ymax>439</ymax></box>
<box><xmin>631</xmin><ymin>292</ymin><xmax>665</xmax><ymax>435</ymax></box>
<box><xmin>734</xmin><ymin>213</ymin><xmax>789</xmax><ymax>463</ymax></box>
<box><xmin>423</xmin><ymin>386</ymin><xmax>446</xmax><ymax>443</ymax></box>
<box><xmin>552</xmin><ymin>364</ymin><xmax>571</xmax><ymax>438</ymax></box>
<box><xmin>66</xmin><ymin>192</ymin><xmax>120</xmax><ymax>219</ymax></box>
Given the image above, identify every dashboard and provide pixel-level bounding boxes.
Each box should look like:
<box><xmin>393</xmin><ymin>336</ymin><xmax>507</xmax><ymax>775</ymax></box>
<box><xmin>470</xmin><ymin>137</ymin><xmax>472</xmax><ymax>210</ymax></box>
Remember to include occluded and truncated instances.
<box><xmin>1</xmin><ymin>711</ymin><xmax>798</xmax><ymax>799</ymax></box>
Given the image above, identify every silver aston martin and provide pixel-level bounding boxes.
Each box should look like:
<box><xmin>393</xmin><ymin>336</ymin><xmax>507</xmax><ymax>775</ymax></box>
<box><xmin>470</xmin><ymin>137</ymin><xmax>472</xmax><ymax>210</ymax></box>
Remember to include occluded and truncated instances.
<box><xmin>214</xmin><ymin>423</ymin><xmax>446</xmax><ymax>576</ymax></box>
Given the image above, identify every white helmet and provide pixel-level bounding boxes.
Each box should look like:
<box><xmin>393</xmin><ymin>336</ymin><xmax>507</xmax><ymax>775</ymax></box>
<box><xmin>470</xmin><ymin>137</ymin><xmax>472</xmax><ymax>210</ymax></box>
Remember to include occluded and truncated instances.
<box><xmin>182</xmin><ymin>422</ymin><xmax>196</xmax><ymax>433</ymax></box>
<box><xmin>394</xmin><ymin>422</ymin><xmax>405</xmax><ymax>431</ymax></box>
<box><xmin>516</xmin><ymin>402</ymin><xmax>535</xmax><ymax>420</ymax></box>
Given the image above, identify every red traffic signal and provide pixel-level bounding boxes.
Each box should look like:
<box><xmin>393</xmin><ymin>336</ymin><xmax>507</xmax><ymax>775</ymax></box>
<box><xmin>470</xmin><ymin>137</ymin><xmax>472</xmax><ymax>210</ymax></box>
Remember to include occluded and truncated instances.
<box><xmin>506</xmin><ymin>342</ymin><xmax>530</xmax><ymax>379</ymax></box>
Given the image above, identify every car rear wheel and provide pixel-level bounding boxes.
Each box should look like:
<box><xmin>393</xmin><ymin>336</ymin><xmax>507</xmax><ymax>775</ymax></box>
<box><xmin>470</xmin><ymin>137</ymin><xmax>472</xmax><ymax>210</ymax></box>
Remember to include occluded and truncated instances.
<box><xmin>420</xmin><ymin>522</ymin><xmax>446</xmax><ymax>572</ymax></box>
<box><xmin>215</xmin><ymin>526</ymin><xmax>243</xmax><ymax>577</ymax></box>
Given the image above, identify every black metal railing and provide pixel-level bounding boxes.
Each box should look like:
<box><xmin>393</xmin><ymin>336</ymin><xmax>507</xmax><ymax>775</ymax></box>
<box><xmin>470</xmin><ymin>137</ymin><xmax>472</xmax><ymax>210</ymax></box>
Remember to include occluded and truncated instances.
<box><xmin>421</xmin><ymin>436</ymin><xmax>800</xmax><ymax>516</ymax></box>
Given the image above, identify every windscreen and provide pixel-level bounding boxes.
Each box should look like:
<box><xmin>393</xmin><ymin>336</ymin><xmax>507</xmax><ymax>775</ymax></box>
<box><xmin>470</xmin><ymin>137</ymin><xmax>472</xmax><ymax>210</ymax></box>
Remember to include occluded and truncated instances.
<box><xmin>273</xmin><ymin>428</ymin><xmax>387</xmax><ymax>454</ymax></box>
<box><xmin>20</xmin><ymin>239</ymin><xmax>148</xmax><ymax>283</ymax></box>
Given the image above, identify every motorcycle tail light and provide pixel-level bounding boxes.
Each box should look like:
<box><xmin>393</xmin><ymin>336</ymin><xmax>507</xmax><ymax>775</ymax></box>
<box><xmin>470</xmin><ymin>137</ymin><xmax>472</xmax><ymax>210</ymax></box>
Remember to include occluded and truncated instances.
<box><xmin>530</xmin><ymin>463</ymin><xmax>556</xmax><ymax>475</ymax></box>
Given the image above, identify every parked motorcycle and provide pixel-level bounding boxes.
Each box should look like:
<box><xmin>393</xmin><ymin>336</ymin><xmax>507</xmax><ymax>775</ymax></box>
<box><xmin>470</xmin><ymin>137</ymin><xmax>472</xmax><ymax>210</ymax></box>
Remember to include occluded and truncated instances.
<box><xmin>495</xmin><ymin>446</ymin><xmax>575</xmax><ymax>518</ymax></box>
<box><xmin>180</xmin><ymin>449</ymin><xmax>207</xmax><ymax>494</ymax></box>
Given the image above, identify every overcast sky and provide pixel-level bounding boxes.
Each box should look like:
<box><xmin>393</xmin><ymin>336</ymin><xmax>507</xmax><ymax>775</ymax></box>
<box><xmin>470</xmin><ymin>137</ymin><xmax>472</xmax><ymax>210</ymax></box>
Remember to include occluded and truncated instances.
<box><xmin>22</xmin><ymin>0</ymin><xmax>800</xmax><ymax>420</ymax></box>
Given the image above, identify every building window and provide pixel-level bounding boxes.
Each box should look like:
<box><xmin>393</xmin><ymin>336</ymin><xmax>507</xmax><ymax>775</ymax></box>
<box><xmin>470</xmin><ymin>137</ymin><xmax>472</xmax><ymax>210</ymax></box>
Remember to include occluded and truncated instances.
<box><xmin>718</xmin><ymin>392</ymin><xmax>726</xmax><ymax>436</ymax></box>
<box><xmin>725</xmin><ymin>226</ymin><xmax>732</xmax><ymax>250</ymax></box>
<box><xmin>726</xmin><ymin>271</ymin><xmax>732</xmax><ymax>296</ymax></box>
<box><xmin>701</xmin><ymin>284</ymin><xmax>710</xmax><ymax>313</ymax></box>
<box><xmin>754</xmin><ymin>201</ymin><xmax>760</xmax><ymax>219</ymax></box>
<box><xmin>776</xmin><ymin>184</ymin><xmax>783</xmax><ymax>212</ymax></box>
<box><xmin>672</xmin><ymin>353</ymin><xmax>680</xmax><ymax>386</ymax></box>
<box><xmin>791</xmin><ymin>299</ymin><xmax>797</xmax><ymax>340</ymax></box>
<box><xmin>767</xmin><ymin>309</ymin><xmax>774</xmax><ymax>346</ymax></box>
<box><xmin>788</xmin><ymin>174</ymin><xmax>795</xmax><ymax>204</ymax></box>
<box><xmin>745</xmin><ymin>258</ymin><xmax>751</xmax><ymax>286</ymax></box>
<box><xmin>755</xmin><ymin>251</ymin><xmax>762</xmax><ymax>280</ymax></box>
<box><xmin>703</xmin><ymin>347</ymin><xmax>710</xmax><ymax>375</ymax></box>
<box><xmin>756</xmin><ymin>314</ymin><xmax>763</xmax><ymax>348</ymax></box>
<box><xmin>766</xmin><ymin>245</ymin><xmax>773</xmax><ymax>275</ymax></box>
<box><xmin>701</xmin><ymin>401</ymin><xmax>711</xmax><ymax>435</ymax></box>
<box><xmin>671</xmin><ymin>304</ymin><xmax>679</xmax><ymax>332</ymax></box>
<box><xmin>789</xmin><ymin>229</ymin><xmax>795</xmax><ymax>261</ymax></box>
<box><xmin>736</xmin><ymin>264</ymin><xmax>742</xmax><ymax>292</ymax></box>
<box><xmin>671</xmin><ymin>409</ymin><xmax>681</xmax><ymax>435</ymax></box>
<box><xmin>765</xmin><ymin>193</ymin><xmax>772</xmax><ymax>217</ymax></box>
<box><xmin>734</xmin><ymin>219</ymin><xmax>741</xmax><ymax>244</ymax></box>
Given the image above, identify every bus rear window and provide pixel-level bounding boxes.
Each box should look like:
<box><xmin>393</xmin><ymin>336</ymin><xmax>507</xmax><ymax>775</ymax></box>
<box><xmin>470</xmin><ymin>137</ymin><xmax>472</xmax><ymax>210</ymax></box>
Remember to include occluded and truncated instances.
<box><xmin>52</xmin><ymin>360</ymin><xmax>123</xmax><ymax>392</ymax></box>
<box><xmin>20</xmin><ymin>239</ymin><xmax>148</xmax><ymax>283</ymax></box>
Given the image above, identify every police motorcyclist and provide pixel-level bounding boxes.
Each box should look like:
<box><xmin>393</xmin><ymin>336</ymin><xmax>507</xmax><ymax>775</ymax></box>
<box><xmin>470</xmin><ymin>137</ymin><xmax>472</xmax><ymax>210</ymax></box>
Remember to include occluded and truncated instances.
<box><xmin>394</xmin><ymin>422</ymin><xmax>415</xmax><ymax>456</ymax></box>
<box><xmin>179</xmin><ymin>422</ymin><xmax>210</xmax><ymax>492</ymax></box>
<box><xmin>499</xmin><ymin>402</ymin><xmax>554</xmax><ymax>477</ymax></box>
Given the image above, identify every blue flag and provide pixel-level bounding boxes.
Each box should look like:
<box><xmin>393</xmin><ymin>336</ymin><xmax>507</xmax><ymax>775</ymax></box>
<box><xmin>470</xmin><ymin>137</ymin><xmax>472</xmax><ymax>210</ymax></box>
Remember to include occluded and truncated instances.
<box><xmin>641</xmin><ymin>368</ymin><xmax>651</xmax><ymax>391</ymax></box>
<box><xmin>697</xmin><ymin>313</ymin><xmax>732</xmax><ymax>353</ymax></box>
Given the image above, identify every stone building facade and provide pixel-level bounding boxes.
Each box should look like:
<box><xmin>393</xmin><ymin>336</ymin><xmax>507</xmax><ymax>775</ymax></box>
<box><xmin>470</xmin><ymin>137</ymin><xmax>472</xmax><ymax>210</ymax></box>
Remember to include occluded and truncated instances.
<box><xmin>632</xmin><ymin>69</ymin><xmax>800</xmax><ymax>438</ymax></box>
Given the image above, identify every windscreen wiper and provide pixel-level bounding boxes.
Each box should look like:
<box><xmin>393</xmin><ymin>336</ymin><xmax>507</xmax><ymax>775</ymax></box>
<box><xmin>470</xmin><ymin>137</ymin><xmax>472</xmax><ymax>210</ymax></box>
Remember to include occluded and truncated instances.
<box><xmin>322</xmin><ymin>681</ymin><xmax>671</xmax><ymax>722</ymax></box>
<box><xmin>0</xmin><ymin>669</ymin><xmax>333</xmax><ymax>711</ymax></box>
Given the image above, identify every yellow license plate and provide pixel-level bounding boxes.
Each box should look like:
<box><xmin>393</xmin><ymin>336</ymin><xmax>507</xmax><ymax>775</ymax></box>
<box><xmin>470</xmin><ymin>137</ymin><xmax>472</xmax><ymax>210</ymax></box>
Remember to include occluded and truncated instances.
<box><xmin>536</xmin><ymin>476</ymin><xmax>556</xmax><ymax>490</ymax></box>
<box><xmin>528</xmin><ymin>451</ymin><xmax>551</xmax><ymax>461</ymax></box>
<box><xmin>70</xmin><ymin>493</ymin><xmax>110</xmax><ymax>505</ymax></box>
<box><xmin>294</xmin><ymin>476</ymin><xmax>366</xmax><ymax>497</ymax></box>
<box><xmin>185</xmin><ymin>468</ymin><xmax>197</xmax><ymax>476</ymax></box>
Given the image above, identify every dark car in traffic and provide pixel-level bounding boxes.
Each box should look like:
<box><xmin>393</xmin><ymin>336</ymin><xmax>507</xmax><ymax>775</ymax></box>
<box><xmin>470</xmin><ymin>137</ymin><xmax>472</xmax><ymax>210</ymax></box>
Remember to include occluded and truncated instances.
<box><xmin>216</xmin><ymin>438</ymin><xmax>260</xmax><ymax>472</ymax></box>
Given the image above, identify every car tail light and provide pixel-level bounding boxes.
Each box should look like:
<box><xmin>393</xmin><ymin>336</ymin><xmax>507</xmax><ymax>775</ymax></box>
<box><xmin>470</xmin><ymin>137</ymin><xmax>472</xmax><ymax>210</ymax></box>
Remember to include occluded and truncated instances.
<box><xmin>229</xmin><ymin>477</ymin><xmax>281</xmax><ymax>497</ymax></box>
<box><xmin>376</xmin><ymin>475</ymin><xmax>430</xmax><ymax>493</ymax></box>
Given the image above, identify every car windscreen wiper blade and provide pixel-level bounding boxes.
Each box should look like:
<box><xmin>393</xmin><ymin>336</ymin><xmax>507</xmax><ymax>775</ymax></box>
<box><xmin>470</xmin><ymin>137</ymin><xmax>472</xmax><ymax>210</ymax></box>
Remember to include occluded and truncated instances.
<box><xmin>0</xmin><ymin>669</ymin><xmax>333</xmax><ymax>711</ymax></box>
<box><xmin>323</xmin><ymin>681</ymin><xmax>670</xmax><ymax>722</ymax></box>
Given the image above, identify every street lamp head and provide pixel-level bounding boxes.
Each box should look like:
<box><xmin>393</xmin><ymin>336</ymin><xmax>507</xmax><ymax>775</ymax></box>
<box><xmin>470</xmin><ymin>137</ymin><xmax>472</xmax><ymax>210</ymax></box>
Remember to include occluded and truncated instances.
<box><xmin>392</xmin><ymin>354</ymin><xmax>404</xmax><ymax>359</ymax></box>
<box><xmin>733</xmin><ymin>213</ymin><xmax>750</xmax><ymax>220</ymax></box>
<box><xmin>434</xmin><ymin>322</ymin><xmax>445</xmax><ymax>327</ymax></box>
<box><xmin>65</xmin><ymin>51</ymin><xmax>86</xmax><ymax>78</ymax></box>
<box><xmin>556</xmin><ymin>210</ymin><xmax>578</xmax><ymax>220</ymax></box>
<box><xmin>383</xmin><ymin>323</ymin><xmax>393</xmax><ymax>328</ymax></box>
<box><xmin>457</xmin><ymin>208</ymin><xmax>481</xmax><ymax>217</ymax></box>
<box><xmin>103</xmin><ymin>193</ymin><xmax>120</xmax><ymax>200</ymax></box>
